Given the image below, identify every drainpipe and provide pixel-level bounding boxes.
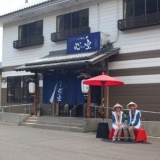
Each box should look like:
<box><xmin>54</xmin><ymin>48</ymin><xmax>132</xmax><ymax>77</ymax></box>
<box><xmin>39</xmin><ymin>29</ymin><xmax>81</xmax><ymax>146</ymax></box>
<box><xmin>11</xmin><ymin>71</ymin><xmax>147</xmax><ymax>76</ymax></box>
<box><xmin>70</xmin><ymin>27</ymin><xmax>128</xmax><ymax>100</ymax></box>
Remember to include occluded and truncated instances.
<box><xmin>111</xmin><ymin>0</ymin><xmax>120</xmax><ymax>43</ymax></box>
<box><xmin>98</xmin><ymin>3</ymin><xmax>100</xmax><ymax>31</ymax></box>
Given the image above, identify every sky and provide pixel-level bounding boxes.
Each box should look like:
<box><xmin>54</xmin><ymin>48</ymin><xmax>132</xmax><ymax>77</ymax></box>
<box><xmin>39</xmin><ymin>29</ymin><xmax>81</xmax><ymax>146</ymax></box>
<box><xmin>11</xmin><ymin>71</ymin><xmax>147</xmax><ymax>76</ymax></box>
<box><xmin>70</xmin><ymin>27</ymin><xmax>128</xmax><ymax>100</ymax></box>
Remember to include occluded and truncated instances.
<box><xmin>0</xmin><ymin>0</ymin><xmax>24</xmax><ymax>16</ymax></box>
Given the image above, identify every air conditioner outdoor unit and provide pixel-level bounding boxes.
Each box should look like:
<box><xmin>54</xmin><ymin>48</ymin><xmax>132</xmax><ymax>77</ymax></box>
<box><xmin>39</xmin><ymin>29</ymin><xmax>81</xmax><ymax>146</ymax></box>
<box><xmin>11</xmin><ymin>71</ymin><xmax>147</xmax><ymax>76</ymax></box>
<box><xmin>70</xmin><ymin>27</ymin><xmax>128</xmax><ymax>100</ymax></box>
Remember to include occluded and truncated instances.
<box><xmin>100</xmin><ymin>32</ymin><xmax>110</xmax><ymax>48</ymax></box>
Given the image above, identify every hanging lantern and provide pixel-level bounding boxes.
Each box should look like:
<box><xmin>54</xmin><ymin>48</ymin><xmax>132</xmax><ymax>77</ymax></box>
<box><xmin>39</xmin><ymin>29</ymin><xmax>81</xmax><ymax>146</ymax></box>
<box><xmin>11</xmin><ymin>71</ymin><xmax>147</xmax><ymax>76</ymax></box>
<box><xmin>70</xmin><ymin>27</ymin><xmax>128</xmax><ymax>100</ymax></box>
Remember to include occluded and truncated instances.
<box><xmin>29</xmin><ymin>82</ymin><xmax>35</xmax><ymax>93</ymax></box>
<box><xmin>81</xmin><ymin>80</ymin><xmax>89</xmax><ymax>94</ymax></box>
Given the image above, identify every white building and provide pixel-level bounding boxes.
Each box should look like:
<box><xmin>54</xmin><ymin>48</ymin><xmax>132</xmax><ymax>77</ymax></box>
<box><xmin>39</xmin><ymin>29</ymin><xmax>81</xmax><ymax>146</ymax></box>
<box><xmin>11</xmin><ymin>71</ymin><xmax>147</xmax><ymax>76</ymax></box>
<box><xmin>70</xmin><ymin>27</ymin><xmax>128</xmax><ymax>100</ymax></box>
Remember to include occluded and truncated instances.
<box><xmin>0</xmin><ymin>0</ymin><xmax>160</xmax><ymax>120</ymax></box>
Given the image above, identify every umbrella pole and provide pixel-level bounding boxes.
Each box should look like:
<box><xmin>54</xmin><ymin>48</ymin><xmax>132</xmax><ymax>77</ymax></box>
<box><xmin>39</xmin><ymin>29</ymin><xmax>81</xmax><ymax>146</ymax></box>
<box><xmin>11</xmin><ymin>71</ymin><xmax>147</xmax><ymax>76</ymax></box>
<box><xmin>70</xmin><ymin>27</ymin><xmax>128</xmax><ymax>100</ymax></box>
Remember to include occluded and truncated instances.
<box><xmin>102</xmin><ymin>86</ymin><xmax>105</xmax><ymax>122</ymax></box>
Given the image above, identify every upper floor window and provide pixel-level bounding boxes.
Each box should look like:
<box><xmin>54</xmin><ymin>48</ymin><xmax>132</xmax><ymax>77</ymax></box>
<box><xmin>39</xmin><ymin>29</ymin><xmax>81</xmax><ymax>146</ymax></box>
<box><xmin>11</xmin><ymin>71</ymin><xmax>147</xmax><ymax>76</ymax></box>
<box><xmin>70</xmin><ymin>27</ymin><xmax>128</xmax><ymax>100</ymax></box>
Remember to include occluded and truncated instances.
<box><xmin>56</xmin><ymin>9</ymin><xmax>89</xmax><ymax>32</ymax></box>
<box><xmin>18</xmin><ymin>20</ymin><xmax>43</xmax><ymax>40</ymax></box>
<box><xmin>124</xmin><ymin>0</ymin><xmax>160</xmax><ymax>18</ymax></box>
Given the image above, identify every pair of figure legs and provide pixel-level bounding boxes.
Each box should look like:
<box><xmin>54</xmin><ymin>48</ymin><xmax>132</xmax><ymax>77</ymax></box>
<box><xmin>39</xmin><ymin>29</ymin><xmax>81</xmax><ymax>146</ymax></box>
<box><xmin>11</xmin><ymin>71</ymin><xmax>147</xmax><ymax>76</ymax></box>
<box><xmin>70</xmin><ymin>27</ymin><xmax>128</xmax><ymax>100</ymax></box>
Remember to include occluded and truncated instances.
<box><xmin>112</xmin><ymin>125</ymin><xmax>123</xmax><ymax>141</ymax></box>
<box><xmin>112</xmin><ymin>125</ymin><xmax>136</xmax><ymax>142</ymax></box>
<box><xmin>123</xmin><ymin>125</ymin><xmax>136</xmax><ymax>142</ymax></box>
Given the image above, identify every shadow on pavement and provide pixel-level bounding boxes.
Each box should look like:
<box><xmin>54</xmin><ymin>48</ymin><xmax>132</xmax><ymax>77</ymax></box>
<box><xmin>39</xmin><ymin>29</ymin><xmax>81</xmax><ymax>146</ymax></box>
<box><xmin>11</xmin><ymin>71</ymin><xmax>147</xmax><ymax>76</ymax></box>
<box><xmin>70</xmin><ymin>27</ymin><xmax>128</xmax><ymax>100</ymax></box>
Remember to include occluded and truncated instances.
<box><xmin>99</xmin><ymin>138</ymin><xmax>152</xmax><ymax>144</ymax></box>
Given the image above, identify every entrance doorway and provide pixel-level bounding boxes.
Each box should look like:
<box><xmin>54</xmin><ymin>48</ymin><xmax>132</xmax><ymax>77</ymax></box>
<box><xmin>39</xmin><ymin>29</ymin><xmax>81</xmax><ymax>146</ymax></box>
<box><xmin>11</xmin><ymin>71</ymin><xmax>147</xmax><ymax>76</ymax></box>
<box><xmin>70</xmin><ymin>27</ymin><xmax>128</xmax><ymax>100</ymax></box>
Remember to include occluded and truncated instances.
<box><xmin>58</xmin><ymin>104</ymin><xmax>84</xmax><ymax>117</ymax></box>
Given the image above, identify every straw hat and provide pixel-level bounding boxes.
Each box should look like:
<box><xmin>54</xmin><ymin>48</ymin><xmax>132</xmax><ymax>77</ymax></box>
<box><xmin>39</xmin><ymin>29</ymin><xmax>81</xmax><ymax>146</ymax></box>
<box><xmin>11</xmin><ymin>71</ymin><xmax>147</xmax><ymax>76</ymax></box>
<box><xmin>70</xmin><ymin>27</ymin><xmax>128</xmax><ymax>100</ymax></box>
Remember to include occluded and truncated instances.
<box><xmin>113</xmin><ymin>103</ymin><xmax>123</xmax><ymax>110</ymax></box>
<box><xmin>126</xmin><ymin>102</ymin><xmax>137</xmax><ymax>109</ymax></box>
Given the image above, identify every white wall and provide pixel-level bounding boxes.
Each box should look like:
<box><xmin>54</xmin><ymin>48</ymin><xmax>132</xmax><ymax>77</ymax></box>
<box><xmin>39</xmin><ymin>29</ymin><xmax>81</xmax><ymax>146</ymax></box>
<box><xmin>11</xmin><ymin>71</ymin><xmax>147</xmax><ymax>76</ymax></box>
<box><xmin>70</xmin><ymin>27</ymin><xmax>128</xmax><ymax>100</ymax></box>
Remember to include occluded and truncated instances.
<box><xmin>89</xmin><ymin>0</ymin><xmax>118</xmax><ymax>42</ymax></box>
<box><xmin>0</xmin><ymin>27</ymin><xmax>2</xmax><ymax>61</ymax></box>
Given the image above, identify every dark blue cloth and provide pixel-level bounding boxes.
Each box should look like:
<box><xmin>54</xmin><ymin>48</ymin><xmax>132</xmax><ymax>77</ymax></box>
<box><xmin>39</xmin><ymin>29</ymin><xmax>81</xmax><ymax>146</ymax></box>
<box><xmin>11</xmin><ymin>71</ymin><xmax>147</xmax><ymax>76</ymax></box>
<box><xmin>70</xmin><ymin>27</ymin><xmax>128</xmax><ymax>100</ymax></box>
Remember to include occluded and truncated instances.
<box><xmin>43</xmin><ymin>74</ymin><xmax>57</xmax><ymax>103</ymax></box>
<box><xmin>67</xmin><ymin>73</ymin><xmax>85</xmax><ymax>105</ymax></box>
<box><xmin>43</xmin><ymin>73</ymin><xmax>85</xmax><ymax>105</ymax></box>
<box><xmin>66</xmin><ymin>73</ymin><xmax>77</xmax><ymax>105</ymax></box>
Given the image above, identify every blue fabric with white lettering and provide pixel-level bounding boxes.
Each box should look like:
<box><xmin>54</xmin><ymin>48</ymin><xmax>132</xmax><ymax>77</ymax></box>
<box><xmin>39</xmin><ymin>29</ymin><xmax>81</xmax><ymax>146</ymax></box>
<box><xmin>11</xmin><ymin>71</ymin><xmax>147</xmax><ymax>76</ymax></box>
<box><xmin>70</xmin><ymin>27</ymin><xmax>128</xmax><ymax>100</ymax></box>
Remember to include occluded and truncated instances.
<box><xmin>43</xmin><ymin>73</ymin><xmax>85</xmax><ymax>104</ymax></box>
<box><xmin>56</xmin><ymin>80</ymin><xmax>65</xmax><ymax>104</ymax></box>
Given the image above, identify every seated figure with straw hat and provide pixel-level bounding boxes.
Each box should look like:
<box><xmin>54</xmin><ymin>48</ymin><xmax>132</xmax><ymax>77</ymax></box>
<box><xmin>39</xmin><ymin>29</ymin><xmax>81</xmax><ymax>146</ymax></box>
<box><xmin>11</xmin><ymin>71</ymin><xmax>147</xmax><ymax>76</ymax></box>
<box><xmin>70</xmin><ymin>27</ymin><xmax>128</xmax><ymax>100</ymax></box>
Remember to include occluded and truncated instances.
<box><xmin>123</xmin><ymin>102</ymin><xmax>141</xmax><ymax>142</ymax></box>
<box><xmin>112</xmin><ymin>103</ymin><xmax>125</xmax><ymax>141</ymax></box>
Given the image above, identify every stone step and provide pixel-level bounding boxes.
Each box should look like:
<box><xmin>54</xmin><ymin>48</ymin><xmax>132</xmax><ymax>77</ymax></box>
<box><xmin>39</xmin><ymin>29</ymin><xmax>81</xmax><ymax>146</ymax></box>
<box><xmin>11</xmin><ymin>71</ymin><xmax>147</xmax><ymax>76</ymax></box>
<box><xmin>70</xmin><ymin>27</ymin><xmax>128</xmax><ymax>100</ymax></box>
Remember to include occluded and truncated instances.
<box><xmin>27</xmin><ymin>116</ymin><xmax>86</xmax><ymax>124</ymax></box>
<box><xmin>20</xmin><ymin>116</ymin><xmax>86</xmax><ymax>132</ymax></box>
<box><xmin>21</xmin><ymin>122</ymin><xmax>84</xmax><ymax>132</ymax></box>
<box><xmin>26</xmin><ymin>119</ymin><xmax>38</xmax><ymax>123</ymax></box>
<box><xmin>25</xmin><ymin>119</ymin><xmax>85</xmax><ymax>127</ymax></box>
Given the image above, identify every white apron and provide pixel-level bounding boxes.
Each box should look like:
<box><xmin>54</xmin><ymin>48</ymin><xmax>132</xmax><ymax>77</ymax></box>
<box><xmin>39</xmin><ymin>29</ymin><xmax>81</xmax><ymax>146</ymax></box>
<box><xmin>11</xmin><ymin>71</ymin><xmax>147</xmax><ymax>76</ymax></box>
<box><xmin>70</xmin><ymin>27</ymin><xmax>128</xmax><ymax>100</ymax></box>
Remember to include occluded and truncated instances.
<box><xmin>112</xmin><ymin>111</ymin><xmax>124</xmax><ymax>130</ymax></box>
<box><xmin>129</xmin><ymin>110</ymin><xmax>141</xmax><ymax>129</ymax></box>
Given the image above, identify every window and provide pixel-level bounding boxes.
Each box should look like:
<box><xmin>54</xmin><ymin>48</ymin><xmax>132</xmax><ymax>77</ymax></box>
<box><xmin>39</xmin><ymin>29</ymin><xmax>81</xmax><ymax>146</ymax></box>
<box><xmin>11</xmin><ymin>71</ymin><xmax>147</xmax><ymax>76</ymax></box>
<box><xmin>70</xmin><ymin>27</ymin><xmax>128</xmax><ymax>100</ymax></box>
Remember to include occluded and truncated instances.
<box><xmin>124</xmin><ymin>0</ymin><xmax>160</xmax><ymax>18</ymax></box>
<box><xmin>135</xmin><ymin>0</ymin><xmax>145</xmax><ymax>16</ymax></box>
<box><xmin>7</xmin><ymin>77</ymin><xmax>21</xmax><ymax>102</ymax></box>
<box><xmin>18</xmin><ymin>20</ymin><xmax>43</xmax><ymax>40</ymax></box>
<box><xmin>124</xmin><ymin>0</ymin><xmax>134</xmax><ymax>18</ymax></box>
<box><xmin>23</xmin><ymin>76</ymin><xmax>35</xmax><ymax>103</ymax></box>
<box><xmin>158</xmin><ymin>0</ymin><xmax>160</xmax><ymax>12</ymax></box>
<box><xmin>7</xmin><ymin>76</ymin><xmax>35</xmax><ymax>103</ymax></box>
<box><xmin>56</xmin><ymin>9</ymin><xmax>89</xmax><ymax>32</ymax></box>
<box><xmin>146</xmin><ymin>0</ymin><xmax>157</xmax><ymax>14</ymax></box>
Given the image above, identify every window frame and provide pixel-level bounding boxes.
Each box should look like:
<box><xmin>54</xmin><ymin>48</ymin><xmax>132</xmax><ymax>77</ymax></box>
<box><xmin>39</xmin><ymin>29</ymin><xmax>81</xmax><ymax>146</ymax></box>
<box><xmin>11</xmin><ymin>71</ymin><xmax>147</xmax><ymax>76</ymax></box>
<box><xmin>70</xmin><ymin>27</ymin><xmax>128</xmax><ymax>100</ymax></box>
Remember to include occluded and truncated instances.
<box><xmin>18</xmin><ymin>20</ymin><xmax>43</xmax><ymax>40</ymax></box>
<box><xmin>56</xmin><ymin>8</ymin><xmax>89</xmax><ymax>32</ymax></box>
<box><xmin>7</xmin><ymin>76</ymin><xmax>36</xmax><ymax>103</ymax></box>
<box><xmin>7</xmin><ymin>76</ymin><xmax>21</xmax><ymax>103</ymax></box>
<box><xmin>123</xmin><ymin>0</ymin><xmax>160</xmax><ymax>19</ymax></box>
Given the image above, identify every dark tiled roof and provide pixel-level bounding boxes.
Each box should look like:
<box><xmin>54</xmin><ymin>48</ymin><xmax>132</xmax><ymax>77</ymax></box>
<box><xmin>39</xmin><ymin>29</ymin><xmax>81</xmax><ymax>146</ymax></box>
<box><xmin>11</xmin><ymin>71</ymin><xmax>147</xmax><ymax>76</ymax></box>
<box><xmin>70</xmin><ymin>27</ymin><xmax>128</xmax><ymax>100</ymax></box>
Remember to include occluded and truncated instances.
<box><xmin>15</xmin><ymin>47</ymin><xmax>120</xmax><ymax>72</ymax></box>
<box><xmin>26</xmin><ymin>51</ymin><xmax>98</xmax><ymax>66</ymax></box>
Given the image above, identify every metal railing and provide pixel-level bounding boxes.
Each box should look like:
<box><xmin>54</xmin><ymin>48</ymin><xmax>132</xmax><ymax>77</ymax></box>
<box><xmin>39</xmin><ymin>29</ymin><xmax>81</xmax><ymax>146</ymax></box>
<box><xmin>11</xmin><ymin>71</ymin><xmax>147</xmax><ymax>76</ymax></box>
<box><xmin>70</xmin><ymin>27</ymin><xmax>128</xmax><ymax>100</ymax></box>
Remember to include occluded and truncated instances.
<box><xmin>70</xmin><ymin>104</ymin><xmax>80</xmax><ymax>117</ymax></box>
<box><xmin>13</xmin><ymin>36</ymin><xmax>44</xmax><ymax>49</ymax></box>
<box><xmin>51</xmin><ymin>26</ymin><xmax>90</xmax><ymax>42</ymax></box>
<box><xmin>90</xmin><ymin>105</ymin><xmax>160</xmax><ymax>121</ymax></box>
<box><xmin>118</xmin><ymin>12</ymin><xmax>160</xmax><ymax>31</ymax></box>
<box><xmin>1</xmin><ymin>104</ymin><xmax>33</xmax><ymax>114</ymax></box>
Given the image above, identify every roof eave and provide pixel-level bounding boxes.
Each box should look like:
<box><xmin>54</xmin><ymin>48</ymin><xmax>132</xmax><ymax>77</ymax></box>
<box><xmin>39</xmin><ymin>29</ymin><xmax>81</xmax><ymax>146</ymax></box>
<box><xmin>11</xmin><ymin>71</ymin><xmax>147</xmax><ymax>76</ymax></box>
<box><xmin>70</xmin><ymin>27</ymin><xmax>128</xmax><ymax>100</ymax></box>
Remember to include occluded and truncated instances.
<box><xmin>14</xmin><ymin>48</ymin><xmax>120</xmax><ymax>72</ymax></box>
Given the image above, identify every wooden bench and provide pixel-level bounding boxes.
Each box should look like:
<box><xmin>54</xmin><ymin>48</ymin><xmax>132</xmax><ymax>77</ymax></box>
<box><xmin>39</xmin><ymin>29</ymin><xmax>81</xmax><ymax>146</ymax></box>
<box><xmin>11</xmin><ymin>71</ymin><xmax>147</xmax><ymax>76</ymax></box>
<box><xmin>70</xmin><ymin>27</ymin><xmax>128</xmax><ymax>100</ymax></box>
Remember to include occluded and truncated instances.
<box><xmin>109</xmin><ymin>128</ymin><xmax>147</xmax><ymax>142</ymax></box>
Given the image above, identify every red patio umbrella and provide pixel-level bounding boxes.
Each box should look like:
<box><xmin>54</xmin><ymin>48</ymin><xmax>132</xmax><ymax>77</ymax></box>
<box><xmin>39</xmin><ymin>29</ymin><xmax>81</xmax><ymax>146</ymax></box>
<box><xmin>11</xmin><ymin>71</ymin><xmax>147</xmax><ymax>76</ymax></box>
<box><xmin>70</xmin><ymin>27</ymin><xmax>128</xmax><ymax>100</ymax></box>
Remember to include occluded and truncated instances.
<box><xmin>83</xmin><ymin>72</ymin><xmax>124</xmax><ymax>86</ymax></box>
<box><xmin>83</xmin><ymin>72</ymin><xmax>124</xmax><ymax>120</ymax></box>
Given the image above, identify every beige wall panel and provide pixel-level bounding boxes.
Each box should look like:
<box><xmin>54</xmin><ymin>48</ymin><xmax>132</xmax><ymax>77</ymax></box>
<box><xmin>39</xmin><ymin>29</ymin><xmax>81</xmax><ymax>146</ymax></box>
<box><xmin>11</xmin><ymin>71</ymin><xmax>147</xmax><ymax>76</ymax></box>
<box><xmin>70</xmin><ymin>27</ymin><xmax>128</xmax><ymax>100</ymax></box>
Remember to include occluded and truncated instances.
<box><xmin>109</xmin><ymin>84</ymin><xmax>160</xmax><ymax>121</ymax></box>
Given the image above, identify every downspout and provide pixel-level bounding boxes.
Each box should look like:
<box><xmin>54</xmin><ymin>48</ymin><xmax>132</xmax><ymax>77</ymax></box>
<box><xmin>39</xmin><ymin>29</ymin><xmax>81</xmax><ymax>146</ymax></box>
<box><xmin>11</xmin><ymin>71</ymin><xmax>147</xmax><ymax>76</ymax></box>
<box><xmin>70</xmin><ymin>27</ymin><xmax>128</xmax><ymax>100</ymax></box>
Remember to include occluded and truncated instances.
<box><xmin>111</xmin><ymin>0</ymin><xmax>120</xmax><ymax>43</ymax></box>
<box><xmin>98</xmin><ymin>3</ymin><xmax>100</xmax><ymax>31</ymax></box>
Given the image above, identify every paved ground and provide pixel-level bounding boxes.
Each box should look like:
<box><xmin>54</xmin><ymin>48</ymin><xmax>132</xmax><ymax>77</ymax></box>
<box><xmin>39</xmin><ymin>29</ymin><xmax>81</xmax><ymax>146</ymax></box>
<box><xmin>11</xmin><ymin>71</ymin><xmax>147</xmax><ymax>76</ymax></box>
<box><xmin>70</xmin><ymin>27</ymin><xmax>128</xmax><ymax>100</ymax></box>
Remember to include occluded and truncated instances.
<box><xmin>0</xmin><ymin>124</ymin><xmax>160</xmax><ymax>160</ymax></box>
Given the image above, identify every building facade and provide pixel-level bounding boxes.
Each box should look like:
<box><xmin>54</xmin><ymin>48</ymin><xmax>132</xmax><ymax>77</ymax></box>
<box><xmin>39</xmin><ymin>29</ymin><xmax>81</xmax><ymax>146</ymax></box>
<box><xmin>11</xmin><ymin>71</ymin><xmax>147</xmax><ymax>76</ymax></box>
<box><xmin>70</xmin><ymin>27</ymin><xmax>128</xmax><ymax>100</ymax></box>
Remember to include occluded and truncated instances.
<box><xmin>0</xmin><ymin>0</ymin><xmax>160</xmax><ymax>121</ymax></box>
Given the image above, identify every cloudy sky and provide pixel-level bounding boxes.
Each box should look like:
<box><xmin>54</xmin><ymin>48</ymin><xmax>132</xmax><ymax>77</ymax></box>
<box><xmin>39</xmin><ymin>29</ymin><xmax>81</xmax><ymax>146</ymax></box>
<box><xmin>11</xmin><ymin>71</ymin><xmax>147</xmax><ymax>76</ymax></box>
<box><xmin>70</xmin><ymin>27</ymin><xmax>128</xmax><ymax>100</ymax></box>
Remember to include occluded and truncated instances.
<box><xmin>0</xmin><ymin>0</ymin><xmax>24</xmax><ymax>15</ymax></box>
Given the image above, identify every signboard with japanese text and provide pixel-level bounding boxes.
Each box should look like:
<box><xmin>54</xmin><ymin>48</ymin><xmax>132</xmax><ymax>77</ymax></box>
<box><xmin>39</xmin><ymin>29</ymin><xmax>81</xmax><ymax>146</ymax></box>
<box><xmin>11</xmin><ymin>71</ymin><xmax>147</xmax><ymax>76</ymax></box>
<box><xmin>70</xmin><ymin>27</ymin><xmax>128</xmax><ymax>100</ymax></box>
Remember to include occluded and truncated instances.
<box><xmin>67</xmin><ymin>32</ymin><xmax>100</xmax><ymax>54</ymax></box>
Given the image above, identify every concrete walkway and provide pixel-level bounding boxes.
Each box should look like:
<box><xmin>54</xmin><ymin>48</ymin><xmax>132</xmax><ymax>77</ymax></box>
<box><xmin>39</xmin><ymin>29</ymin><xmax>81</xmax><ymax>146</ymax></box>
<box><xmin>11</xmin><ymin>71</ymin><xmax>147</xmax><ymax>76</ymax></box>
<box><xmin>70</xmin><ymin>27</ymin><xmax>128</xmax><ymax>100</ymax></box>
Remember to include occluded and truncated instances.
<box><xmin>0</xmin><ymin>124</ymin><xmax>160</xmax><ymax>160</ymax></box>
